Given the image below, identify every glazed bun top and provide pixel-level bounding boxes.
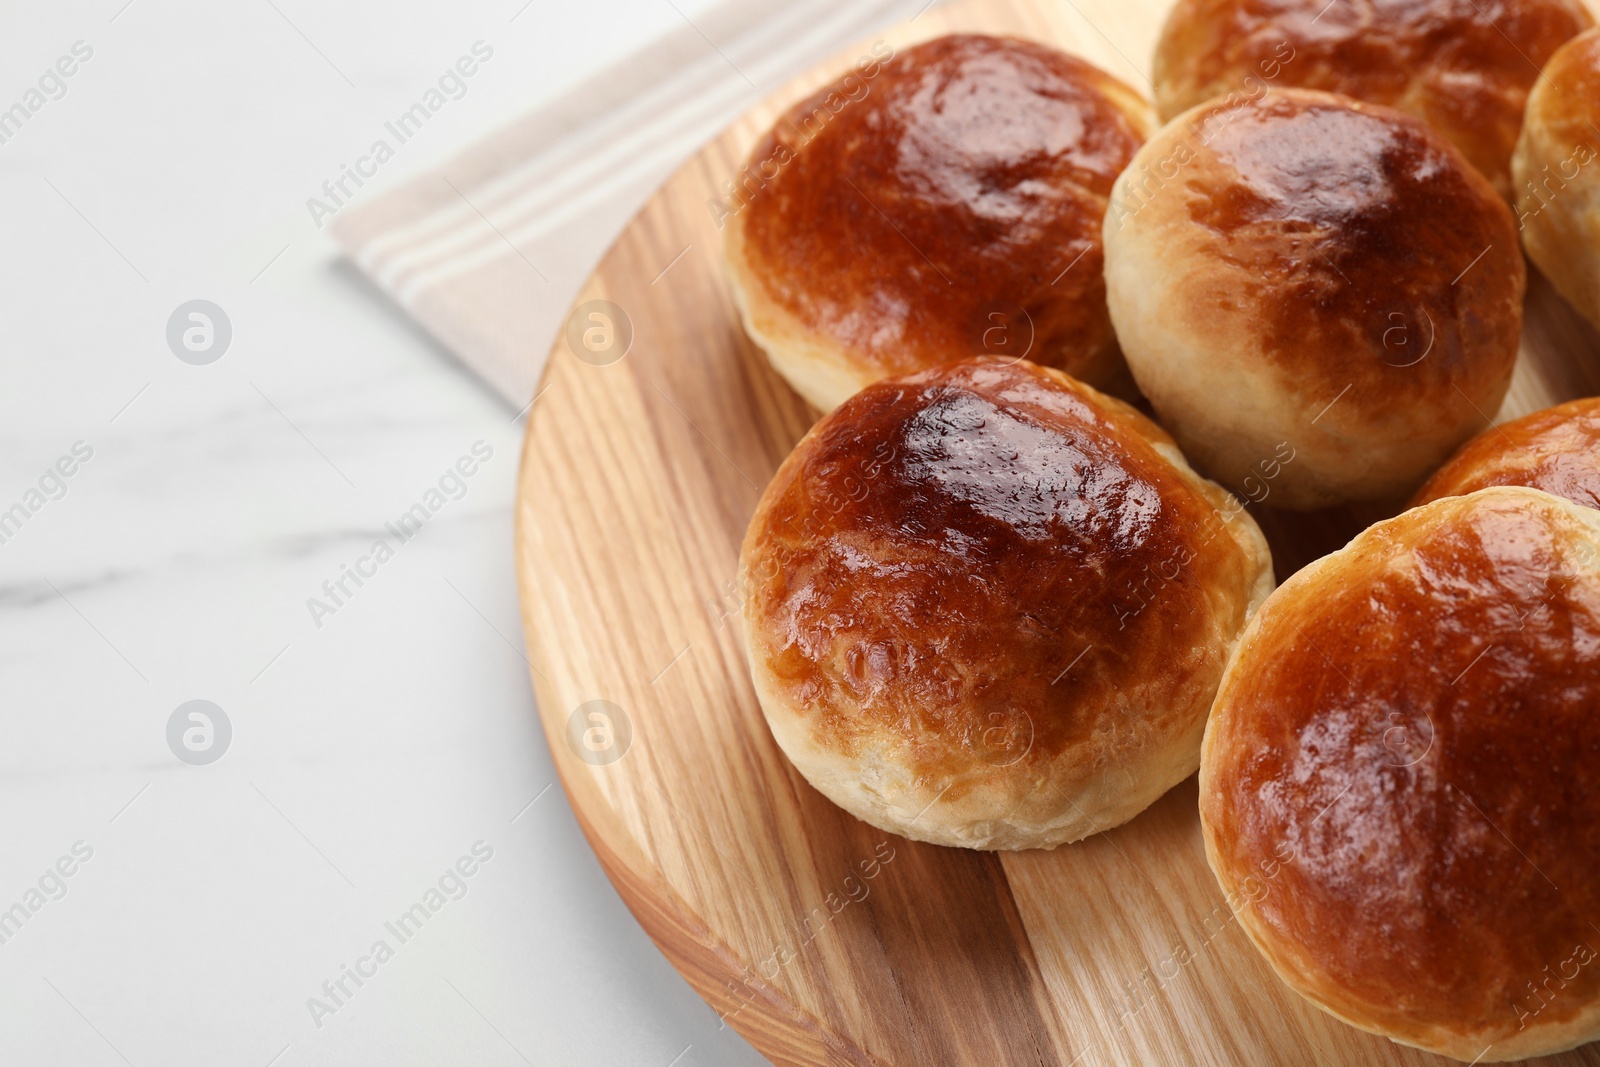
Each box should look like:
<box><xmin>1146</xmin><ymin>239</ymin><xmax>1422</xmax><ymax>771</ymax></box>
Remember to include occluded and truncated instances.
<box><xmin>1153</xmin><ymin>0</ymin><xmax>1594</xmax><ymax>195</ymax></box>
<box><xmin>1120</xmin><ymin>88</ymin><xmax>1522</xmax><ymax>434</ymax></box>
<box><xmin>740</xmin><ymin>357</ymin><xmax>1267</xmax><ymax>790</ymax></box>
<box><xmin>1414</xmin><ymin>397</ymin><xmax>1600</xmax><ymax>510</ymax></box>
<box><xmin>1202</xmin><ymin>487</ymin><xmax>1600</xmax><ymax>1055</ymax></box>
<box><xmin>731</xmin><ymin>34</ymin><xmax>1149</xmax><ymax>383</ymax></box>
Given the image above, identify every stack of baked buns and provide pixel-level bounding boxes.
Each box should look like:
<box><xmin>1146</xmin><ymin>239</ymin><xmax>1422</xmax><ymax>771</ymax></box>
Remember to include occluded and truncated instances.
<box><xmin>724</xmin><ymin>5</ymin><xmax>1600</xmax><ymax>1062</ymax></box>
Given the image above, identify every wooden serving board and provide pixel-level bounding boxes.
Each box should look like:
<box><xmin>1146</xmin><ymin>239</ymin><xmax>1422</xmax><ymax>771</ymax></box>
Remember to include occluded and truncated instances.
<box><xmin>514</xmin><ymin>1</ymin><xmax>1600</xmax><ymax>1063</ymax></box>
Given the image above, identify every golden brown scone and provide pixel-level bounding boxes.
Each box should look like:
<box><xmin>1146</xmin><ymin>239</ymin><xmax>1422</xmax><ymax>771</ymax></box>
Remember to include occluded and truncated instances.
<box><xmin>739</xmin><ymin>358</ymin><xmax>1274</xmax><ymax>850</ymax></box>
<box><xmin>1153</xmin><ymin>0</ymin><xmax>1593</xmax><ymax>197</ymax></box>
<box><xmin>1414</xmin><ymin>396</ymin><xmax>1600</xmax><ymax>508</ymax></box>
<box><xmin>1103</xmin><ymin>89</ymin><xmax>1525</xmax><ymax>510</ymax></box>
<box><xmin>1201</xmin><ymin>487</ymin><xmax>1600</xmax><ymax>1062</ymax></box>
<box><xmin>724</xmin><ymin>34</ymin><xmax>1152</xmax><ymax>412</ymax></box>
<box><xmin>1513</xmin><ymin>26</ymin><xmax>1600</xmax><ymax>329</ymax></box>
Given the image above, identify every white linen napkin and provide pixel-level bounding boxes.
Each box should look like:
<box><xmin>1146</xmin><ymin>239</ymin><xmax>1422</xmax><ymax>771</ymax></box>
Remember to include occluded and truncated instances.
<box><xmin>330</xmin><ymin>0</ymin><xmax>937</xmax><ymax>405</ymax></box>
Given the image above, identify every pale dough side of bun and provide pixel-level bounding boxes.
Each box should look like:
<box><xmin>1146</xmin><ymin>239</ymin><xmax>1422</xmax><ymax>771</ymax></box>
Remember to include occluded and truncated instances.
<box><xmin>725</xmin><ymin>220</ymin><xmax>876</xmax><ymax>413</ymax></box>
<box><xmin>1513</xmin><ymin>26</ymin><xmax>1600</xmax><ymax>330</ymax></box>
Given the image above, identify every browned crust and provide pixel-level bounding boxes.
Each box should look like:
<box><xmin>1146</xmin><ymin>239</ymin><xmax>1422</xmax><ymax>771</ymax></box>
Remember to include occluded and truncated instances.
<box><xmin>1201</xmin><ymin>487</ymin><xmax>1600</xmax><ymax>1061</ymax></box>
<box><xmin>1414</xmin><ymin>396</ymin><xmax>1600</xmax><ymax>509</ymax></box>
<box><xmin>1153</xmin><ymin>0</ymin><xmax>1594</xmax><ymax>196</ymax></box>
<box><xmin>740</xmin><ymin>357</ymin><xmax>1271</xmax><ymax>848</ymax></box>
<box><xmin>1104</xmin><ymin>88</ymin><xmax>1524</xmax><ymax>508</ymax></box>
<box><xmin>725</xmin><ymin>34</ymin><xmax>1151</xmax><ymax>395</ymax></box>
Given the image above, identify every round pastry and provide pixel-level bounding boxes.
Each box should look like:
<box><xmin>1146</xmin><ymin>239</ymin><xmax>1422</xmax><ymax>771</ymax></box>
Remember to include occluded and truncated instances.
<box><xmin>1414</xmin><ymin>396</ymin><xmax>1600</xmax><ymax>509</ymax></box>
<box><xmin>738</xmin><ymin>357</ymin><xmax>1274</xmax><ymax>850</ymax></box>
<box><xmin>1201</xmin><ymin>487</ymin><xmax>1600</xmax><ymax>1061</ymax></box>
<box><xmin>723</xmin><ymin>34</ymin><xmax>1152</xmax><ymax>412</ymax></box>
<box><xmin>1153</xmin><ymin>0</ymin><xmax>1594</xmax><ymax>197</ymax></box>
<box><xmin>1513</xmin><ymin>26</ymin><xmax>1600</xmax><ymax>329</ymax></box>
<box><xmin>1103</xmin><ymin>89</ymin><xmax>1525</xmax><ymax>510</ymax></box>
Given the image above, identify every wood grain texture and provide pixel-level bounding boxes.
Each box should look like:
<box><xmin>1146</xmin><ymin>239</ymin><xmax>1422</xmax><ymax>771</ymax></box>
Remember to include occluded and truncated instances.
<box><xmin>514</xmin><ymin>1</ymin><xmax>1600</xmax><ymax>1063</ymax></box>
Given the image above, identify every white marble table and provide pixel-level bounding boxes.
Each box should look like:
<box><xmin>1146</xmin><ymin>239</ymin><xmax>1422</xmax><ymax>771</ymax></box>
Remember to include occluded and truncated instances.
<box><xmin>0</xmin><ymin>0</ymin><xmax>922</xmax><ymax>1062</ymax></box>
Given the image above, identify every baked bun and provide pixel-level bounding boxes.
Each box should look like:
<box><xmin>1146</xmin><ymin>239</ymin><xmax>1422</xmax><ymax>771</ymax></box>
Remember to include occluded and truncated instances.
<box><xmin>1513</xmin><ymin>26</ymin><xmax>1600</xmax><ymax>329</ymax></box>
<box><xmin>724</xmin><ymin>34</ymin><xmax>1152</xmax><ymax>412</ymax></box>
<box><xmin>1415</xmin><ymin>396</ymin><xmax>1600</xmax><ymax>509</ymax></box>
<box><xmin>1103</xmin><ymin>89</ymin><xmax>1524</xmax><ymax>510</ymax></box>
<box><xmin>1153</xmin><ymin>0</ymin><xmax>1594</xmax><ymax>197</ymax></box>
<box><xmin>1201</xmin><ymin>487</ymin><xmax>1600</xmax><ymax>1062</ymax></box>
<box><xmin>738</xmin><ymin>357</ymin><xmax>1273</xmax><ymax>850</ymax></box>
